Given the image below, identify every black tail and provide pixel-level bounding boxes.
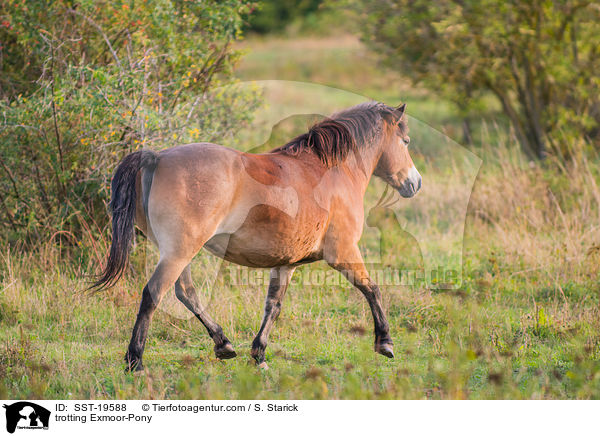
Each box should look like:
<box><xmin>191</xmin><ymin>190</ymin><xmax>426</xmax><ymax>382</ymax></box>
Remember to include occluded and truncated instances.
<box><xmin>90</xmin><ymin>150</ymin><xmax>158</xmax><ymax>290</ymax></box>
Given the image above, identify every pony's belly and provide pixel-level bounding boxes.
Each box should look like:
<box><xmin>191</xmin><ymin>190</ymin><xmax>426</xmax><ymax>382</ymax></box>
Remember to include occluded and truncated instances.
<box><xmin>204</xmin><ymin>226</ymin><xmax>322</xmax><ymax>268</ymax></box>
<box><xmin>204</xmin><ymin>201</ymin><xmax>327</xmax><ymax>268</ymax></box>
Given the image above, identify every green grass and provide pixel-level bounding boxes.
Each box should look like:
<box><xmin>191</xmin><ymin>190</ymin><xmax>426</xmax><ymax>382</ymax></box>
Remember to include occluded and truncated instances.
<box><xmin>1</xmin><ymin>34</ymin><xmax>600</xmax><ymax>400</ymax></box>
<box><xmin>1</xmin><ymin>245</ymin><xmax>599</xmax><ymax>399</ymax></box>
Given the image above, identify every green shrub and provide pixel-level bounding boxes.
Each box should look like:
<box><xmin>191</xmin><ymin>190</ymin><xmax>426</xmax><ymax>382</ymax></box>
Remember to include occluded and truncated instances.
<box><xmin>0</xmin><ymin>0</ymin><xmax>260</xmax><ymax>246</ymax></box>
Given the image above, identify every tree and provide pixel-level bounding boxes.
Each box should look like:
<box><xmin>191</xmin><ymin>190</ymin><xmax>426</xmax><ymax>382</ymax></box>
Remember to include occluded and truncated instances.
<box><xmin>347</xmin><ymin>0</ymin><xmax>600</xmax><ymax>160</ymax></box>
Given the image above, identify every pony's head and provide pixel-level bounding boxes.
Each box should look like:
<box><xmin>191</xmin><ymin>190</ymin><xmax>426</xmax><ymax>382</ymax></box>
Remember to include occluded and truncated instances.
<box><xmin>374</xmin><ymin>103</ymin><xmax>421</xmax><ymax>198</ymax></box>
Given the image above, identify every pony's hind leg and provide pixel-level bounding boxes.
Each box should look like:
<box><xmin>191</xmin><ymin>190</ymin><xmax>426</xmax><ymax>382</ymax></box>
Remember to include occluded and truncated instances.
<box><xmin>125</xmin><ymin>255</ymin><xmax>190</xmax><ymax>371</ymax></box>
<box><xmin>251</xmin><ymin>266</ymin><xmax>296</xmax><ymax>368</ymax></box>
<box><xmin>175</xmin><ymin>264</ymin><xmax>236</xmax><ymax>359</ymax></box>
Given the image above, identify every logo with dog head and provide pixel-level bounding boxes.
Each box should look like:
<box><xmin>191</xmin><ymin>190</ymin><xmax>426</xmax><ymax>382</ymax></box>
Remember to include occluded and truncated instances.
<box><xmin>2</xmin><ymin>402</ymin><xmax>50</xmax><ymax>433</ymax></box>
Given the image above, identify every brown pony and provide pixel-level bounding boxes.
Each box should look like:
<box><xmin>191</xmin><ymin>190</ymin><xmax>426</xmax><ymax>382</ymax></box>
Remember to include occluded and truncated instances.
<box><xmin>93</xmin><ymin>101</ymin><xmax>421</xmax><ymax>371</ymax></box>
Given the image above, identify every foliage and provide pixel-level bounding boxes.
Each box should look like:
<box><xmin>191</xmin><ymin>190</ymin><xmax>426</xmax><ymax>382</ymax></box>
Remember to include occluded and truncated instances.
<box><xmin>0</xmin><ymin>0</ymin><xmax>260</xmax><ymax>246</ymax></box>
<box><xmin>345</xmin><ymin>0</ymin><xmax>600</xmax><ymax>160</ymax></box>
<box><xmin>243</xmin><ymin>0</ymin><xmax>324</xmax><ymax>34</ymax></box>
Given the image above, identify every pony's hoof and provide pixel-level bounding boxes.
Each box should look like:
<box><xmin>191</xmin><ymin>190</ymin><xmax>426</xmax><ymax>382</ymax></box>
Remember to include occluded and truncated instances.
<box><xmin>124</xmin><ymin>361</ymin><xmax>144</xmax><ymax>373</ymax></box>
<box><xmin>376</xmin><ymin>343</ymin><xmax>394</xmax><ymax>359</ymax></box>
<box><xmin>257</xmin><ymin>361</ymin><xmax>269</xmax><ymax>370</ymax></box>
<box><xmin>215</xmin><ymin>343</ymin><xmax>237</xmax><ymax>360</ymax></box>
<box><xmin>124</xmin><ymin>353</ymin><xmax>144</xmax><ymax>372</ymax></box>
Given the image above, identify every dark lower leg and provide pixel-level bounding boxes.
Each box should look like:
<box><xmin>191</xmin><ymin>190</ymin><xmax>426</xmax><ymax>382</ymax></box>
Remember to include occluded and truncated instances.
<box><xmin>251</xmin><ymin>267</ymin><xmax>294</xmax><ymax>364</ymax></box>
<box><xmin>329</xmin><ymin>255</ymin><xmax>394</xmax><ymax>358</ymax></box>
<box><xmin>175</xmin><ymin>265</ymin><xmax>235</xmax><ymax>359</ymax></box>
<box><xmin>125</xmin><ymin>258</ymin><xmax>188</xmax><ymax>371</ymax></box>
<box><xmin>125</xmin><ymin>286</ymin><xmax>157</xmax><ymax>371</ymax></box>
<box><xmin>356</xmin><ymin>281</ymin><xmax>393</xmax><ymax>353</ymax></box>
<box><xmin>250</xmin><ymin>297</ymin><xmax>281</xmax><ymax>364</ymax></box>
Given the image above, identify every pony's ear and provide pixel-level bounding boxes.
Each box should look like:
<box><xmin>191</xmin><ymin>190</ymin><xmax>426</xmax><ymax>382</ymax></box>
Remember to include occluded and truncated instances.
<box><xmin>395</xmin><ymin>103</ymin><xmax>407</xmax><ymax>120</ymax></box>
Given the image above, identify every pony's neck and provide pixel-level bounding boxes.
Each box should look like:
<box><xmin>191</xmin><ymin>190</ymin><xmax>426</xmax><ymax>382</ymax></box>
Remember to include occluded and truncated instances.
<box><xmin>340</xmin><ymin>135</ymin><xmax>383</xmax><ymax>194</ymax></box>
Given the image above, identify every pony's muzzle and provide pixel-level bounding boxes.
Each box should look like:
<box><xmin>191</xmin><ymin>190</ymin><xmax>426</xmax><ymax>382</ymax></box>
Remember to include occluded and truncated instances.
<box><xmin>398</xmin><ymin>166</ymin><xmax>422</xmax><ymax>198</ymax></box>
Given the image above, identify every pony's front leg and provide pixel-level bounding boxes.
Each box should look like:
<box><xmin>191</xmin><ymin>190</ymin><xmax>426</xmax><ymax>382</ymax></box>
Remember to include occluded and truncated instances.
<box><xmin>125</xmin><ymin>257</ymin><xmax>189</xmax><ymax>372</ymax></box>
<box><xmin>251</xmin><ymin>266</ymin><xmax>296</xmax><ymax>368</ymax></box>
<box><xmin>327</xmin><ymin>246</ymin><xmax>394</xmax><ymax>358</ymax></box>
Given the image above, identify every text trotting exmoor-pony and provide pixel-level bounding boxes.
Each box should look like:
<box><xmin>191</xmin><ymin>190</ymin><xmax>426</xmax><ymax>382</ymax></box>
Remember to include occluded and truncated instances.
<box><xmin>92</xmin><ymin>101</ymin><xmax>422</xmax><ymax>371</ymax></box>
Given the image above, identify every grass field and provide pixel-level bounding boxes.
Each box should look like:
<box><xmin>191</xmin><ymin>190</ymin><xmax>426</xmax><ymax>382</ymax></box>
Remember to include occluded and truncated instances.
<box><xmin>1</xmin><ymin>35</ymin><xmax>600</xmax><ymax>400</ymax></box>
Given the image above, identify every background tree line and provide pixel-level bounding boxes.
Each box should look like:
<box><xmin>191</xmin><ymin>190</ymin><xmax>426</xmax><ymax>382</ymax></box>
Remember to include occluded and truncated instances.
<box><xmin>249</xmin><ymin>0</ymin><xmax>600</xmax><ymax>160</ymax></box>
<box><xmin>346</xmin><ymin>0</ymin><xmax>600</xmax><ymax>160</ymax></box>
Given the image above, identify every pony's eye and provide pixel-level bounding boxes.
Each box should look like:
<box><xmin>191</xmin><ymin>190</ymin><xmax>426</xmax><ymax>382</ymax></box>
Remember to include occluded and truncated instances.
<box><xmin>403</xmin><ymin>137</ymin><xmax>410</xmax><ymax>146</ymax></box>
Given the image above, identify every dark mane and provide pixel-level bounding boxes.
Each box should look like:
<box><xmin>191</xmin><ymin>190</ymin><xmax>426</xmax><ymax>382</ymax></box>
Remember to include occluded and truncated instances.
<box><xmin>271</xmin><ymin>102</ymin><xmax>407</xmax><ymax>167</ymax></box>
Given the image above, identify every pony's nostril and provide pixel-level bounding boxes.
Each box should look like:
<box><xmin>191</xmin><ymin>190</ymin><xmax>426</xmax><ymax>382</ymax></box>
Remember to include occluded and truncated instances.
<box><xmin>417</xmin><ymin>177</ymin><xmax>422</xmax><ymax>190</ymax></box>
